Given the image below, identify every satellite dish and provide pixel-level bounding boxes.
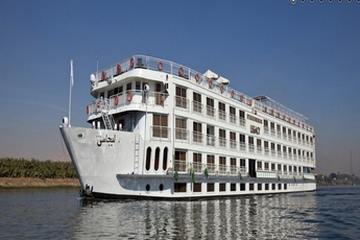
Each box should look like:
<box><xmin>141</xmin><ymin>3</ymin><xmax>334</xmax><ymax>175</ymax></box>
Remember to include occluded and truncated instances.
<box><xmin>90</xmin><ymin>74</ymin><xmax>96</xmax><ymax>83</ymax></box>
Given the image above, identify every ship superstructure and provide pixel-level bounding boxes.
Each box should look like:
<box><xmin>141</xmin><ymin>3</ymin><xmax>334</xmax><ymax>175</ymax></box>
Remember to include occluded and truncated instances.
<box><xmin>60</xmin><ymin>55</ymin><xmax>316</xmax><ymax>199</ymax></box>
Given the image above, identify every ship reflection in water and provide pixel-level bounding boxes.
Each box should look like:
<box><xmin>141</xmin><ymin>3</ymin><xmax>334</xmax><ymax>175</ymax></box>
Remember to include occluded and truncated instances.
<box><xmin>74</xmin><ymin>192</ymin><xmax>320</xmax><ymax>239</ymax></box>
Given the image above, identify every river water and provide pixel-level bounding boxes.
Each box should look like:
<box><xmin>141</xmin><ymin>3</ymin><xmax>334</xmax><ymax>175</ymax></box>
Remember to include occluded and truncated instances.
<box><xmin>0</xmin><ymin>186</ymin><xmax>359</xmax><ymax>239</ymax></box>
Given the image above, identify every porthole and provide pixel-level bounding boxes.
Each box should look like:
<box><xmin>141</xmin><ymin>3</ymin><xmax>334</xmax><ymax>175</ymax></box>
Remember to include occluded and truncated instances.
<box><xmin>159</xmin><ymin>184</ymin><xmax>164</xmax><ymax>191</ymax></box>
<box><xmin>146</xmin><ymin>184</ymin><xmax>150</xmax><ymax>191</ymax></box>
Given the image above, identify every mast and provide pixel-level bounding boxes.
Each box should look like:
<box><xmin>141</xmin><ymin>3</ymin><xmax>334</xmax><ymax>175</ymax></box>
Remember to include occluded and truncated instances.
<box><xmin>68</xmin><ymin>59</ymin><xmax>74</xmax><ymax>126</ymax></box>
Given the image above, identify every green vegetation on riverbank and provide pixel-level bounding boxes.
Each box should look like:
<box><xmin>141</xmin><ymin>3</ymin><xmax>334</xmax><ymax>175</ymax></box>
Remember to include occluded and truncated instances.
<box><xmin>0</xmin><ymin>158</ymin><xmax>77</xmax><ymax>179</ymax></box>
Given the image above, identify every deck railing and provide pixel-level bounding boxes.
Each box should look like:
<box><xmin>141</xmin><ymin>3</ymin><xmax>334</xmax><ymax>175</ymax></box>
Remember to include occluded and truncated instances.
<box><xmin>93</xmin><ymin>54</ymin><xmax>314</xmax><ymax>133</ymax></box>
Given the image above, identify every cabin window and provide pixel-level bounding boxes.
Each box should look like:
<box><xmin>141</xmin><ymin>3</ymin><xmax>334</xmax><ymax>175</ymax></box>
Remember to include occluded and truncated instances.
<box><xmin>207</xmin><ymin>183</ymin><xmax>214</xmax><ymax>192</ymax></box>
<box><xmin>174</xmin><ymin>150</ymin><xmax>186</xmax><ymax>172</ymax></box>
<box><xmin>126</xmin><ymin>83</ymin><xmax>132</xmax><ymax>91</ymax></box>
<box><xmin>193</xmin><ymin>92</ymin><xmax>202</xmax><ymax>113</ymax></box>
<box><xmin>207</xmin><ymin>155</ymin><xmax>215</xmax><ymax>174</ymax></box>
<box><xmin>265</xmin><ymin>183</ymin><xmax>269</xmax><ymax>190</ymax></box>
<box><xmin>239</xmin><ymin>134</ymin><xmax>246</xmax><ymax>143</ymax></box>
<box><xmin>230</xmin><ymin>183</ymin><xmax>236</xmax><ymax>191</ymax></box>
<box><xmin>219</xmin><ymin>156</ymin><xmax>226</xmax><ymax>174</ymax></box>
<box><xmin>284</xmin><ymin>184</ymin><xmax>287</xmax><ymax>190</ymax></box>
<box><xmin>258</xmin><ymin>183</ymin><xmax>262</xmax><ymax>191</ymax></box>
<box><xmin>219</xmin><ymin>129</ymin><xmax>226</xmax><ymax>147</ymax></box>
<box><xmin>271</xmin><ymin>163</ymin><xmax>275</xmax><ymax>171</ymax></box>
<box><xmin>107</xmin><ymin>89</ymin><xmax>114</xmax><ymax>97</ymax></box>
<box><xmin>174</xmin><ymin>183</ymin><xmax>186</xmax><ymax>192</ymax></box>
<box><xmin>145</xmin><ymin>147</ymin><xmax>151</xmax><ymax>171</ymax></box>
<box><xmin>264</xmin><ymin>120</ymin><xmax>268</xmax><ymax>128</ymax></box>
<box><xmin>219</xmin><ymin>183</ymin><xmax>226</xmax><ymax>192</ymax></box>
<box><xmin>175</xmin><ymin>86</ymin><xmax>187</xmax><ymax>108</ymax></box>
<box><xmin>135</xmin><ymin>81</ymin><xmax>141</xmax><ymax>91</ymax></box>
<box><xmin>206</xmin><ymin>125</ymin><xmax>215</xmax><ymax>146</ymax></box>
<box><xmin>218</xmin><ymin>102</ymin><xmax>226</xmax><ymax>120</ymax></box>
<box><xmin>272</xmin><ymin>183</ymin><xmax>276</xmax><ymax>190</ymax></box>
<box><xmin>206</xmin><ymin>97</ymin><xmax>214</xmax><ymax>116</ymax></box>
<box><xmin>193</xmin><ymin>183</ymin><xmax>202</xmax><ymax>192</ymax></box>
<box><xmin>278</xmin><ymin>184</ymin><xmax>282</xmax><ymax>190</ymax></box>
<box><xmin>270</xmin><ymin>122</ymin><xmax>275</xmax><ymax>130</ymax></box>
<box><xmin>193</xmin><ymin>122</ymin><xmax>202</xmax><ymax>143</ymax></box>
<box><xmin>229</xmin><ymin>106</ymin><xmax>236</xmax><ymax>123</ymax></box>
<box><xmin>193</xmin><ymin>153</ymin><xmax>202</xmax><ymax>173</ymax></box>
<box><xmin>264</xmin><ymin>162</ymin><xmax>269</xmax><ymax>170</ymax></box>
<box><xmin>162</xmin><ymin>147</ymin><xmax>168</xmax><ymax>170</ymax></box>
<box><xmin>240</xmin><ymin>159</ymin><xmax>246</xmax><ymax>168</ymax></box>
<box><xmin>153</xmin><ymin>114</ymin><xmax>168</xmax><ymax>138</ymax></box>
<box><xmin>154</xmin><ymin>147</ymin><xmax>160</xmax><ymax>171</ymax></box>
<box><xmin>257</xmin><ymin>161</ymin><xmax>262</xmax><ymax>170</ymax></box>
<box><xmin>240</xmin><ymin>183</ymin><xmax>246</xmax><ymax>191</ymax></box>
<box><xmin>278</xmin><ymin>164</ymin><xmax>282</xmax><ymax>171</ymax></box>
<box><xmin>249</xmin><ymin>183</ymin><xmax>254</xmax><ymax>191</ymax></box>
<box><xmin>175</xmin><ymin>117</ymin><xmax>187</xmax><ymax>140</ymax></box>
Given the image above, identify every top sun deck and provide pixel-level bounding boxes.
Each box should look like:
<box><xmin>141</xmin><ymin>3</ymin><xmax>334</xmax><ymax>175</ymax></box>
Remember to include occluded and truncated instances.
<box><xmin>90</xmin><ymin>54</ymin><xmax>314</xmax><ymax>132</ymax></box>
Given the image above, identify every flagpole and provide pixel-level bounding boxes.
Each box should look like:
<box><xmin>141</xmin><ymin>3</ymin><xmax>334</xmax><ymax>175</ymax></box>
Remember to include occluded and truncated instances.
<box><xmin>69</xmin><ymin>59</ymin><xmax>74</xmax><ymax>127</ymax></box>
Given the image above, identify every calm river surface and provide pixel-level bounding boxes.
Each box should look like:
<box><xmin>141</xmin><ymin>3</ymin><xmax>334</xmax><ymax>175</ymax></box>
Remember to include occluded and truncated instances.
<box><xmin>0</xmin><ymin>186</ymin><xmax>359</xmax><ymax>239</ymax></box>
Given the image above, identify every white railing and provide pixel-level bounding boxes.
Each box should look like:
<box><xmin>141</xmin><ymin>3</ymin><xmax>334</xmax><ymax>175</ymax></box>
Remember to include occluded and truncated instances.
<box><xmin>206</xmin><ymin>105</ymin><xmax>215</xmax><ymax>117</ymax></box>
<box><xmin>192</xmin><ymin>131</ymin><xmax>203</xmax><ymax>144</ymax></box>
<box><xmin>175</xmin><ymin>128</ymin><xmax>188</xmax><ymax>141</ymax></box>
<box><xmin>218</xmin><ymin>110</ymin><xmax>226</xmax><ymax>121</ymax></box>
<box><xmin>206</xmin><ymin>135</ymin><xmax>215</xmax><ymax>146</ymax></box>
<box><xmin>87</xmin><ymin>90</ymin><xmax>168</xmax><ymax>115</ymax></box>
<box><xmin>175</xmin><ymin>96</ymin><xmax>188</xmax><ymax>109</ymax></box>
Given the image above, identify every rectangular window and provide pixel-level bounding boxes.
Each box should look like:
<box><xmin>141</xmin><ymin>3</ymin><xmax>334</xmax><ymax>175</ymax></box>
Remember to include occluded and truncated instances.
<box><xmin>271</xmin><ymin>163</ymin><xmax>275</xmax><ymax>171</ymax></box>
<box><xmin>153</xmin><ymin>114</ymin><xmax>168</xmax><ymax>138</ymax></box>
<box><xmin>278</xmin><ymin>183</ymin><xmax>282</xmax><ymax>190</ymax></box>
<box><xmin>207</xmin><ymin>155</ymin><xmax>215</xmax><ymax>173</ymax></box>
<box><xmin>174</xmin><ymin>183</ymin><xmax>186</xmax><ymax>192</ymax></box>
<box><xmin>264</xmin><ymin>162</ymin><xmax>269</xmax><ymax>170</ymax></box>
<box><xmin>230</xmin><ymin>183</ymin><xmax>236</xmax><ymax>191</ymax></box>
<box><xmin>249</xmin><ymin>183</ymin><xmax>254</xmax><ymax>191</ymax></box>
<box><xmin>193</xmin><ymin>122</ymin><xmax>202</xmax><ymax>143</ymax></box>
<box><xmin>257</xmin><ymin>183</ymin><xmax>262</xmax><ymax>191</ymax></box>
<box><xmin>207</xmin><ymin>183</ymin><xmax>214</xmax><ymax>192</ymax></box>
<box><xmin>218</xmin><ymin>102</ymin><xmax>226</xmax><ymax>120</ymax></box>
<box><xmin>240</xmin><ymin>183</ymin><xmax>246</xmax><ymax>191</ymax></box>
<box><xmin>239</xmin><ymin>134</ymin><xmax>246</xmax><ymax>143</ymax></box>
<box><xmin>265</xmin><ymin>183</ymin><xmax>269</xmax><ymax>190</ymax></box>
<box><xmin>175</xmin><ymin>86</ymin><xmax>187</xmax><ymax>108</ymax></box>
<box><xmin>219</xmin><ymin>129</ymin><xmax>226</xmax><ymax>147</ymax></box>
<box><xmin>175</xmin><ymin>117</ymin><xmax>187</xmax><ymax>140</ymax></box>
<box><xmin>272</xmin><ymin>183</ymin><xmax>276</xmax><ymax>190</ymax></box>
<box><xmin>230</xmin><ymin>132</ymin><xmax>236</xmax><ymax>148</ymax></box>
<box><xmin>219</xmin><ymin>183</ymin><xmax>226</xmax><ymax>192</ymax></box>
<box><xmin>193</xmin><ymin>92</ymin><xmax>202</xmax><ymax>113</ymax></box>
<box><xmin>206</xmin><ymin>97</ymin><xmax>214</xmax><ymax>117</ymax></box>
<box><xmin>135</xmin><ymin>81</ymin><xmax>141</xmax><ymax>90</ymax></box>
<box><xmin>219</xmin><ymin>156</ymin><xmax>226</xmax><ymax>174</ymax></box>
<box><xmin>284</xmin><ymin>183</ymin><xmax>287</xmax><ymax>190</ymax></box>
<box><xmin>193</xmin><ymin>153</ymin><xmax>202</xmax><ymax>173</ymax></box>
<box><xmin>126</xmin><ymin>83</ymin><xmax>132</xmax><ymax>91</ymax></box>
<box><xmin>240</xmin><ymin>159</ymin><xmax>246</xmax><ymax>168</ymax></box>
<box><xmin>193</xmin><ymin>183</ymin><xmax>202</xmax><ymax>192</ymax></box>
<box><xmin>257</xmin><ymin>161</ymin><xmax>262</xmax><ymax>170</ymax></box>
<box><xmin>174</xmin><ymin>150</ymin><xmax>186</xmax><ymax>172</ymax></box>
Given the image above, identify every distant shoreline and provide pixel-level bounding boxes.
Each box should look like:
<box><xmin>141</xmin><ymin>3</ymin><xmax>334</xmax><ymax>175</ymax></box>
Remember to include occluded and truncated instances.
<box><xmin>0</xmin><ymin>177</ymin><xmax>80</xmax><ymax>188</ymax></box>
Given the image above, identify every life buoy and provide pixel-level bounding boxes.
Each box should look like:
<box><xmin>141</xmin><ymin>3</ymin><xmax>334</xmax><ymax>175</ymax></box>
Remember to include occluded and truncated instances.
<box><xmin>157</xmin><ymin>61</ymin><xmax>163</xmax><ymax>71</ymax></box>
<box><xmin>127</xmin><ymin>91</ymin><xmax>133</xmax><ymax>102</ymax></box>
<box><xmin>114</xmin><ymin>95</ymin><xmax>119</xmax><ymax>106</ymax></box>
<box><xmin>208</xmin><ymin>78</ymin><xmax>213</xmax><ymax>88</ymax></box>
<box><xmin>178</xmin><ymin>67</ymin><xmax>184</xmax><ymax>77</ymax></box>
<box><xmin>116</xmin><ymin>64</ymin><xmax>122</xmax><ymax>75</ymax></box>
<box><xmin>220</xmin><ymin>84</ymin><xmax>225</xmax><ymax>93</ymax></box>
<box><xmin>129</xmin><ymin>57</ymin><xmax>135</xmax><ymax>69</ymax></box>
<box><xmin>195</xmin><ymin>74</ymin><xmax>200</xmax><ymax>82</ymax></box>
<box><xmin>231</xmin><ymin>90</ymin><xmax>235</xmax><ymax>98</ymax></box>
<box><xmin>101</xmin><ymin>71</ymin><xmax>106</xmax><ymax>81</ymax></box>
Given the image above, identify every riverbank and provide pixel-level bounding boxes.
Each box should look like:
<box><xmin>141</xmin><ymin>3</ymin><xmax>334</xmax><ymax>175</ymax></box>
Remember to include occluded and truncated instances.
<box><xmin>0</xmin><ymin>177</ymin><xmax>80</xmax><ymax>188</ymax></box>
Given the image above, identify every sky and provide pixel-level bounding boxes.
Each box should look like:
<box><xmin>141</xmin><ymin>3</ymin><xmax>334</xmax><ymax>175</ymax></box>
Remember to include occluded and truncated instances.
<box><xmin>0</xmin><ymin>0</ymin><xmax>359</xmax><ymax>176</ymax></box>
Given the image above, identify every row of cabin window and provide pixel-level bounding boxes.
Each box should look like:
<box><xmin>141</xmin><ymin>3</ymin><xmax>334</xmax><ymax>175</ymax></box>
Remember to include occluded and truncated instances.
<box><xmin>176</xmin><ymin>85</ymin><xmax>312</xmax><ymax>143</ymax></box>
<box><xmin>98</xmin><ymin>81</ymin><xmax>162</xmax><ymax>99</ymax></box>
<box><xmin>176</xmin><ymin>86</ymin><xmax>245</xmax><ymax>116</ymax></box>
<box><xmin>175</xmin><ymin>117</ymin><xmax>314</xmax><ymax>158</ymax></box>
<box><xmin>176</xmin><ymin>150</ymin><xmax>308</xmax><ymax>173</ymax></box>
<box><xmin>174</xmin><ymin>182</ymin><xmax>288</xmax><ymax>193</ymax></box>
<box><xmin>145</xmin><ymin>147</ymin><xmax>168</xmax><ymax>171</ymax></box>
<box><xmin>264</xmin><ymin>119</ymin><xmax>314</xmax><ymax>144</ymax></box>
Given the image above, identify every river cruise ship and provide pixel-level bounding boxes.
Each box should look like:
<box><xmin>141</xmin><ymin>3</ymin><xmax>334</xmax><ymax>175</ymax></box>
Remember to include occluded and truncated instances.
<box><xmin>60</xmin><ymin>55</ymin><xmax>316</xmax><ymax>199</ymax></box>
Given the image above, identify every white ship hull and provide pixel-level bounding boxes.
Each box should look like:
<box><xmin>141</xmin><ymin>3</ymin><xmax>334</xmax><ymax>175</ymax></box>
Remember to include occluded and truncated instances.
<box><xmin>60</xmin><ymin>126</ymin><xmax>316</xmax><ymax>199</ymax></box>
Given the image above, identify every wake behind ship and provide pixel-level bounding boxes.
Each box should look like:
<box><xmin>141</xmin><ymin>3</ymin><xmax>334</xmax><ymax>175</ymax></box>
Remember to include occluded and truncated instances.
<box><xmin>60</xmin><ymin>55</ymin><xmax>316</xmax><ymax>199</ymax></box>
